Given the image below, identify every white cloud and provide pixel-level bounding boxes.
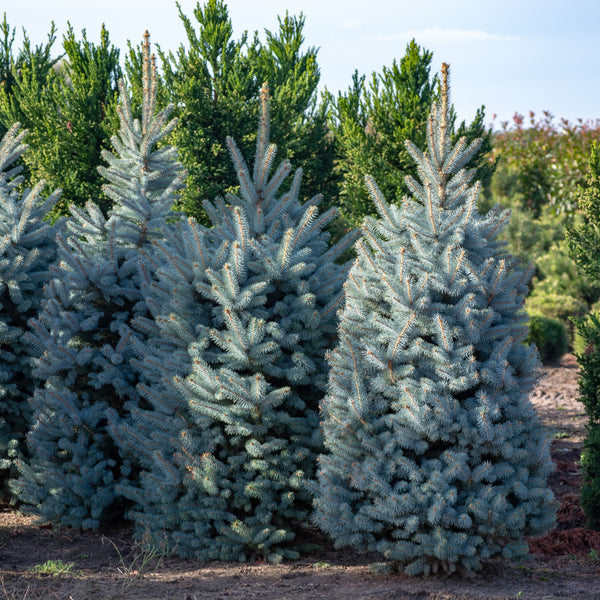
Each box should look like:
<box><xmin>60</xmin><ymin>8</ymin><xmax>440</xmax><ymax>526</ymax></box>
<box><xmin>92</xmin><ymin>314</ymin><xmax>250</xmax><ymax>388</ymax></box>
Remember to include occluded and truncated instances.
<box><xmin>368</xmin><ymin>27</ymin><xmax>518</xmax><ymax>44</ymax></box>
<box><xmin>342</xmin><ymin>19</ymin><xmax>362</xmax><ymax>30</ymax></box>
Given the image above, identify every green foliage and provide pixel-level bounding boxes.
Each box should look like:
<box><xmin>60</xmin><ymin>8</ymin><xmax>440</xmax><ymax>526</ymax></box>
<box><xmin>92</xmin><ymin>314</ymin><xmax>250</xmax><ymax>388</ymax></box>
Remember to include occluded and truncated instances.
<box><xmin>0</xmin><ymin>21</ymin><xmax>122</xmax><ymax>218</ymax></box>
<box><xmin>327</xmin><ymin>39</ymin><xmax>494</xmax><ymax>228</ymax></box>
<box><xmin>534</xmin><ymin>243</ymin><xmax>597</xmax><ymax>301</ymax></box>
<box><xmin>567</xmin><ymin>140</ymin><xmax>600</xmax><ymax>530</ymax></box>
<box><xmin>485</xmin><ymin>155</ymin><xmax>598</xmax><ymax>343</ymax></box>
<box><xmin>158</xmin><ymin>0</ymin><xmax>332</xmax><ymax>224</ymax></box>
<box><xmin>327</xmin><ymin>40</ymin><xmax>437</xmax><ymax>227</ymax></box>
<box><xmin>526</xmin><ymin>315</ymin><xmax>569</xmax><ymax>363</ymax></box>
<box><xmin>29</xmin><ymin>559</ymin><xmax>77</xmax><ymax>576</ymax></box>
<box><xmin>525</xmin><ymin>240</ymin><xmax>599</xmax><ymax>343</ymax></box>
<box><xmin>573</xmin><ymin>313</ymin><xmax>600</xmax><ymax>424</ymax></box>
<box><xmin>567</xmin><ymin>143</ymin><xmax>600</xmax><ymax>280</ymax></box>
<box><xmin>526</xmin><ymin>291</ymin><xmax>586</xmax><ymax>332</ymax></box>
<box><xmin>0</xmin><ymin>13</ymin><xmax>59</xmax><ymax>141</ymax></box>
<box><xmin>491</xmin><ymin>111</ymin><xmax>600</xmax><ymax>215</ymax></box>
<box><xmin>157</xmin><ymin>0</ymin><xmax>257</xmax><ymax>223</ymax></box>
<box><xmin>259</xmin><ymin>11</ymin><xmax>335</xmax><ymax>210</ymax></box>
<box><xmin>573</xmin><ymin>300</ymin><xmax>600</xmax><ymax>356</ymax></box>
<box><xmin>573</xmin><ymin>310</ymin><xmax>600</xmax><ymax>526</ymax></box>
<box><xmin>581</xmin><ymin>424</ymin><xmax>600</xmax><ymax>529</ymax></box>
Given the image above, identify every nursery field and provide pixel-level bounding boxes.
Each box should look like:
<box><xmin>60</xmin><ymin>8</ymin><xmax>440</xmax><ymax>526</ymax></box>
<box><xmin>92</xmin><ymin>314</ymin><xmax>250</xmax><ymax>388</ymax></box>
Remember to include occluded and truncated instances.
<box><xmin>0</xmin><ymin>355</ymin><xmax>599</xmax><ymax>600</ymax></box>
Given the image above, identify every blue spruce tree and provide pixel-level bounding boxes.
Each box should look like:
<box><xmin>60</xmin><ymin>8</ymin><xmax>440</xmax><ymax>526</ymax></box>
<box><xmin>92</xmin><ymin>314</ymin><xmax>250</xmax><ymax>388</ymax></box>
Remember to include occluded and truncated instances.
<box><xmin>10</xmin><ymin>33</ymin><xmax>186</xmax><ymax>528</ymax></box>
<box><xmin>114</xmin><ymin>83</ymin><xmax>358</xmax><ymax>562</ymax></box>
<box><xmin>0</xmin><ymin>123</ymin><xmax>60</xmax><ymax>500</ymax></box>
<box><xmin>313</xmin><ymin>65</ymin><xmax>556</xmax><ymax>575</ymax></box>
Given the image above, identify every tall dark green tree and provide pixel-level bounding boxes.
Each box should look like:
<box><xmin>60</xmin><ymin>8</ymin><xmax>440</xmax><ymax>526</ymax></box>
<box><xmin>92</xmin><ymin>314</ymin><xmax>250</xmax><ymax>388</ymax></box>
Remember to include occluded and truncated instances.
<box><xmin>0</xmin><ymin>15</ymin><xmax>58</xmax><ymax>142</ymax></box>
<box><xmin>157</xmin><ymin>0</ymin><xmax>332</xmax><ymax>224</ymax></box>
<box><xmin>566</xmin><ymin>143</ymin><xmax>600</xmax><ymax>529</ymax></box>
<box><xmin>327</xmin><ymin>40</ymin><xmax>494</xmax><ymax>228</ymax></box>
<box><xmin>155</xmin><ymin>0</ymin><xmax>257</xmax><ymax>224</ymax></box>
<box><xmin>257</xmin><ymin>11</ymin><xmax>334</xmax><ymax>210</ymax></box>
<box><xmin>0</xmin><ymin>22</ymin><xmax>121</xmax><ymax>217</ymax></box>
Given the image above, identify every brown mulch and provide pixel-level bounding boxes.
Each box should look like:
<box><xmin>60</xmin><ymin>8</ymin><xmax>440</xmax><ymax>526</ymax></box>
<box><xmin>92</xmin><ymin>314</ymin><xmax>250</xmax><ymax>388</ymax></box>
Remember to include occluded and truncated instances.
<box><xmin>525</xmin><ymin>353</ymin><xmax>600</xmax><ymax>560</ymax></box>
<box><xmin>1</xmin><ymin>353</ymin><xmax>599</xmax><ymax>600</ymax></box>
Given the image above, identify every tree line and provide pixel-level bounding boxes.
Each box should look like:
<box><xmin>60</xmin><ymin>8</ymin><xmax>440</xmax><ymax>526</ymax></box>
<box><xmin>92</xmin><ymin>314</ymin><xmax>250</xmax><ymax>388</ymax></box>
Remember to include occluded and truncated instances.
<box><xmin>0</xmin><ymin>1</ymin><xmax>491</xmax><ymax>229</ymax></box>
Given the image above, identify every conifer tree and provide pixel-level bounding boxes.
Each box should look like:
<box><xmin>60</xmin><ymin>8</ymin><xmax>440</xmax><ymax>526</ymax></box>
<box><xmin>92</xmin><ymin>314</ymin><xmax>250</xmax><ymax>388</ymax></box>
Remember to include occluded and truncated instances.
<box><xmin>113</xmin><ymin>84</ymin><xmax>357</xmax><ymax>562</ymax></box>
<box><xmin>157</xmin><ymin>0</ymin><xmax>332</xmax><ymax>224</ymax></box>
<box><xmin>10</xmin><ymin>33</ymin><xmax>185</xmax><ymax>528</ymax></box>
<box><xmin>566</xmin><ymin>143</ymin><xmax>600</xmax><ymax>528</ymax></box>
<box><xmin>313</xmin><ymin>65</ymin><xmax>555</xmax><ymax>575</ymax></box>
<box><xmin>0</xmin><ymin>21</ymin><xmax>122</xmax><ymax>218</ymax></box>
<box><xmin>0</xmin><ymin>123</ymin><xmax>60</xmax><ymax>499</ymax></box>
<box><xmin>0</xmin><ymin>14</ymin><xmax>58</xmax><ymax>141</ymax></box>
<box><xmin>327</xmin><ymin>40</ymin><xmax>494</xmax><ymax>228</ymax></box>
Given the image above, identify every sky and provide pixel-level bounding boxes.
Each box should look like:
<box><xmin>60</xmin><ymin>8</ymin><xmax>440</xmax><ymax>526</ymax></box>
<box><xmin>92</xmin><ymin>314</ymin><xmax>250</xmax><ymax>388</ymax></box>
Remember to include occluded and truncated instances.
<box><xmin>3</xmin><ymin>0</ymin><xmax>600</xmax><ymax>129</ymax></box>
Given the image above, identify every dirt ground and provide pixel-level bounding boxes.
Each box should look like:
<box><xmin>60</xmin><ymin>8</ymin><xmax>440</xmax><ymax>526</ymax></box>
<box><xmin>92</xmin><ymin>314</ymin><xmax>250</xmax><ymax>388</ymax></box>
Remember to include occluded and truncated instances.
<box><xmin>1</xmin><ymin>354</ymin><xmax>599</xmax><ymax>600</ymax></box>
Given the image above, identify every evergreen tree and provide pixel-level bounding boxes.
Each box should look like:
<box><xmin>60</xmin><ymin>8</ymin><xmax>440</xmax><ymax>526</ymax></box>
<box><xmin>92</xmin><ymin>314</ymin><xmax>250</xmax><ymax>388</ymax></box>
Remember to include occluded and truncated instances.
<box><xmin>256</xmin><ymin>11</ymin><xmax>335</xmax><ymax>211</ymax></box>
<box><xmin>0</xmin><ymin>14</ymin><xmax>59</xmax><ymax>133</ymax></box>
<box><xmin>313</xmin><ymin>65</ymin><xmax>555</xmax><ymax>575</ymax></box>
<box><xmin>566</xmin><ymin>143</ymin><xmax>600</xmax><ymax>528</ymax></box>
<box><xmin>10</xmin><ymin>34</ymin><xmax>186</xmax><ymax>528</ymax></box>
<box><xmin>0</xmin><ymin>123</ymin><xmax>60</xmax><ymax>500</ymax></box>
<box><xmin>328</xmin><ymin>40</ymin><xmax>494</xmax><ymax>228</ymax></box>
<box><xmin>0</xmin><ymin>22</ymin><xmax>121</xmax><ymax>218</ymax></box>
<box><xmin>157</xmin><ymin>0</ymin><xmax>332</xmax><ymax>224</ymax></box>
<box><xmin>0</xmin><ymin>14</ymin><xmax>58</xmax><ymax>164</ymax></box>
<box><xmin>113</xmin><ymin>84</ymin><xmax>357</xmax><ymax>561</ymax></box>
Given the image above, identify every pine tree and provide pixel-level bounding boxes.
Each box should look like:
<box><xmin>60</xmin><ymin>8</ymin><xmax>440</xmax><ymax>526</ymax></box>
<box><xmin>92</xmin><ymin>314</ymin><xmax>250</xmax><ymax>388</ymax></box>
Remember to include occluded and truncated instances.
<box><xmin>0</xmin><ymin>123</ymin><xmax>60</xmax><ymax>500</ymax></box>
<box><xmin>113</xmin><ymin>84</ymin><xmax>357</xmax><ymax>562</ymax></box>
<box><xmin>0</xmin><ymin>14</ymin><xmax>59</xmax><ymax>141</ymax></box>
<box><xmin>157</xmin><ymin>0</ymin><xmax>332</xmax><ymax>224</ymax></box>
<box><xmin>313</xmin><ymin>65</ymin><xmax>556</xmax><ymax>575</ymax></box>
<box><xmin>256</xmin><ymin>11</ymin><xmax>335</xmax><ymax>211</ymax></box>
<box><xmin>0</xmin><ymin>21</ymin><xmax>122</xmax><ymax>218</ymax></box>
<box><xmin>566</xmin><ymin>143</ymin><xmax>600</xmax><ymax>528</ymax></box>
<box><xmin>10</xmin><ymin>33</ymin><xmax>185</xmax><ymax>528</ymax></box>
<box><xmin>327</xmin><ymin>40</ymin><xmax>494</xmax><ymax>229</ymax></box>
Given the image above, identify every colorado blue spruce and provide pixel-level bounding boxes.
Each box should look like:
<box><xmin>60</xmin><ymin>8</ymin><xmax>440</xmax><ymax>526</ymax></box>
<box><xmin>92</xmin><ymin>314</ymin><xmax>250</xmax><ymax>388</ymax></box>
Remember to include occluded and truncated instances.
<box><xmin>11</xmin><ymin>33</ymin><xmax>186</xmax><ymax>528</ymax></box>
<box><xmin>313</xmin><ymin>64</ymin><xmax>556</xmax><ymax>575</ymax></box>
<box><xmin>114</xmin><ymin>83</ymin><xmax>358</xmax><ymax>562</ymax></box>
<box><xmin>0</xmin><ymin>124</ymin><xmax>60</xmax><ymax>501</ymax></box>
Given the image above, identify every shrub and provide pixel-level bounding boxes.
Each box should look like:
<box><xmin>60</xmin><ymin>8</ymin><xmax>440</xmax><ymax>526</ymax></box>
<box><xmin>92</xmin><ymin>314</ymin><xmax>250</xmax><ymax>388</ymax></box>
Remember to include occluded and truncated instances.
<box><xmin>567</xmin><ymin>141</ymin><xmax>600</xmax><ymax>530</ymax></box>
<box><xmin>525</xmin><ymin>292</ymin><xmax>586</xmax><ymax>345</ymax></box>
<box><xmin>491</xmin><ymin>110</ymin><xmax>600</xmax><ymax>215</ymax></box>
<box><xmin>526</xmin><ymin>315</ymin><xmax>569</xmax><ymax>363</ymax></box>
<box><xmin>581</xmin><ymin>424</ymin><xmax>600</xmax><ymax>529</ymax></box>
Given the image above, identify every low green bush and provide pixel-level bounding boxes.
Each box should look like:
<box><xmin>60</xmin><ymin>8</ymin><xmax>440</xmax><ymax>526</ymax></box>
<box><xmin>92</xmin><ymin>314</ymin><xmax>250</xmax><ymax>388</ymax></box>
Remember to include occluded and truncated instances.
<box><xmin>526</xmin><ymin>314</ymin><xmax>569</xmax><ymax>363</ymax></box>
<box><xmin>526</xmin><ymin>292</ymin><xmax>586</xmax><ymax>344</ymax></box>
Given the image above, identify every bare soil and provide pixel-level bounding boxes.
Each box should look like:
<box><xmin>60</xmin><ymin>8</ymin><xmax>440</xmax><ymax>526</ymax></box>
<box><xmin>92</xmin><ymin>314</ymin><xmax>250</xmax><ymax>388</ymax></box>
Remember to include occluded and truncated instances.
<box><xmin>1</xmin><ymin>354</ymin><xmax>599</xmax><ymax>600</ymax></box>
